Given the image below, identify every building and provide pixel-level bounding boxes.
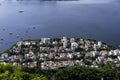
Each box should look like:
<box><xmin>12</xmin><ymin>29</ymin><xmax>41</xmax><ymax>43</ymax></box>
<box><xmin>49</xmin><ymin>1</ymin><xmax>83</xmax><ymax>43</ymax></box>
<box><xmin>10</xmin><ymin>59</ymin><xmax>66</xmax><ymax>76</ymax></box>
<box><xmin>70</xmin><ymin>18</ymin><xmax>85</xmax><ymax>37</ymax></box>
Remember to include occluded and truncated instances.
<box><xmin>98</xmin><ymin>41</ymin><xmax>102</xmax><ymax>48</ymax></box>
<box><xmin>71</xmin><ymin>42</ymin><xmax>78</xmax><ymax>51</ymax></box>
<box><xmin>41</xmin><ymin>38</ymin><xmax>50</xmax><ymax>44</ymax></box>
<box><xmin>1</xmin><ymin>53</ymin><xmax>8</xmax><ymax>59</ymax></box>
<box><xmin>17</xmin><ymin>41</ymin><xmax>22</xmax><ymax>47</ymax></box>
<box><xmin>62</xmin><ymin>37</ymin><xmax>68</xmax><ymax>48</ymax></box>
<box><xmin>70</xmin><ymin>38</ymin><xmax>75</xmax><ymax>43</ymax></box>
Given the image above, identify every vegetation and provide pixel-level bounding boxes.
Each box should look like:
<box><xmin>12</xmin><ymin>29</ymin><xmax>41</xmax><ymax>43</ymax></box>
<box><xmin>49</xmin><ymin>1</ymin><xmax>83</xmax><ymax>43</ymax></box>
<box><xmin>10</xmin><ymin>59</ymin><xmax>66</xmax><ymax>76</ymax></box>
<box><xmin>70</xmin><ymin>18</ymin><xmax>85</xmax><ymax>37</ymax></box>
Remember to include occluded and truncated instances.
<box><xmin>0</xmin><ymin>63</ymin><xmax>120</xmax><ymax>80</ymax></box>
<box><xmin>0</xmin><ymin>63</ymin><xmax>47</xmax><ymax>80</ymax></box>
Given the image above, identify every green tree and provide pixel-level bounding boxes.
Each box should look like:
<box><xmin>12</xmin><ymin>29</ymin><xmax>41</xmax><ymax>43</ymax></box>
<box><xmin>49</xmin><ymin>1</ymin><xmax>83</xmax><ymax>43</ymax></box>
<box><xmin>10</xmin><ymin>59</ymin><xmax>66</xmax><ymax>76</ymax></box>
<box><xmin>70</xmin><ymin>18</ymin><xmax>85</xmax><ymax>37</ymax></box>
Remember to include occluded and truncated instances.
<box><xmin>32</xmin><ymin>75</ymin><xmax>47</xmax><ymax>80</ymax></box>
<box><xmin>0</xmin><ymin>71</ymin><xmax>9</xmax><ymax>80</ymax></box>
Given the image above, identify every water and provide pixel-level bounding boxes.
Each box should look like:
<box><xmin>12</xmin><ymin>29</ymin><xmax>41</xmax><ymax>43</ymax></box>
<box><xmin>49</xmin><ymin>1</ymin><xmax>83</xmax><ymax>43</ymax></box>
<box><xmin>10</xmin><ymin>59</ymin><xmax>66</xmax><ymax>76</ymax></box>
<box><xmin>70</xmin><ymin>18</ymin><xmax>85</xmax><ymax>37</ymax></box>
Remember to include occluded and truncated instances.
<box><xmin>0</xmin><ymin>0</ymin><xmax>120</xmax><ymax>52</ymax></box>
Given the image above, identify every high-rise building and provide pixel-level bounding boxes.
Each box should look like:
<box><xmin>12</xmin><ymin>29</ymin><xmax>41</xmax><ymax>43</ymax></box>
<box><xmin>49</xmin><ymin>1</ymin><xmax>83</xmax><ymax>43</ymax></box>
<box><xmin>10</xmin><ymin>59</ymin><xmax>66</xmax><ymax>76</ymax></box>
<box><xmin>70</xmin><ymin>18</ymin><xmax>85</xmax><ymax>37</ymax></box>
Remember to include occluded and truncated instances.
<box><xmin>62</xmin><ymin>37</ymin><xmax>68</xmax><ymax>48</ymax></box>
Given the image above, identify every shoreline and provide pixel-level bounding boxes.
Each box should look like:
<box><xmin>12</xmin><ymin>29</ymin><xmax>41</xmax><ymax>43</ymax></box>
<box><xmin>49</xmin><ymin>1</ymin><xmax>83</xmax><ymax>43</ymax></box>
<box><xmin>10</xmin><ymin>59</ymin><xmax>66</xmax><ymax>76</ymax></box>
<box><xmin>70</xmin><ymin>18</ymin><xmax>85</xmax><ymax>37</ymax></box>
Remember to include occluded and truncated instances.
<box><xmin>2</xmin><ymin>37</ymin><xmax>116</xmax><ymax>53</ymax></box>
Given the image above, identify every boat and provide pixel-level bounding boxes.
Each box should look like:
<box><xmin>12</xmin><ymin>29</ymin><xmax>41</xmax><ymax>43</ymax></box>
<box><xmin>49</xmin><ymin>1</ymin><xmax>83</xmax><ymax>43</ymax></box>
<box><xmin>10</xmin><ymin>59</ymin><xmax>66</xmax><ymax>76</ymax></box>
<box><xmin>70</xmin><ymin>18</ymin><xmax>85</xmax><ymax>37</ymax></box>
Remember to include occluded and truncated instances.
<box><xmin>18</xmin><ymin>11</ymin><xmax>24</xmax><ymax>13</ymax></box>
<box><xmin>9</xmin><ymin>32</ymin><xmax>13</xmax><ymax>35</ymax></box>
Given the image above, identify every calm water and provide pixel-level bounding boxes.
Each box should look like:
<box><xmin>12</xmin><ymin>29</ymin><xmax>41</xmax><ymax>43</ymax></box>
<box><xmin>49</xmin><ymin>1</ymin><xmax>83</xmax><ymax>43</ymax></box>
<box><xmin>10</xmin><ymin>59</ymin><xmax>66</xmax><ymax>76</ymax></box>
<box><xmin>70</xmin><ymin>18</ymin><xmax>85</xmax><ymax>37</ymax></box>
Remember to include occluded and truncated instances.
<box><xmin>0</xmin><ymin>0</ymin><xmax>120</xmax><ymax>52</ymax></box>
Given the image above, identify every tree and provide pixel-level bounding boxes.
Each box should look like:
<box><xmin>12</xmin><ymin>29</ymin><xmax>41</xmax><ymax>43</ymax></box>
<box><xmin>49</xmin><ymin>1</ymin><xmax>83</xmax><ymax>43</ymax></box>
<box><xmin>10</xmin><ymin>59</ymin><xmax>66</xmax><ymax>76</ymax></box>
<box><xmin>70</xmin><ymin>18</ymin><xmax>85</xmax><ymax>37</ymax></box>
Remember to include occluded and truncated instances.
<box><xmin>31</xmin><ymin>75</ymin><xmax>47</xmax><ymax>80</ymax></box>
<box><xmin>0</xmin><ymin>71</ymin><xmax>9</xmax><ymax>80</ymax></box>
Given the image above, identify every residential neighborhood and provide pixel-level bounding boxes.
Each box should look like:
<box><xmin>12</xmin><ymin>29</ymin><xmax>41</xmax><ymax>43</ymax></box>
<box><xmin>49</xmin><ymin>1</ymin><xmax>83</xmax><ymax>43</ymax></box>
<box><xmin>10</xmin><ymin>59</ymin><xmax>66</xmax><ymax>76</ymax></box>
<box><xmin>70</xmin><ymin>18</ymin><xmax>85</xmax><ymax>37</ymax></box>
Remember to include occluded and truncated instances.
<box><xmin>0</xmin><ymin>37</ymin><xmax>120</xmax><ymax>69</ymax></box>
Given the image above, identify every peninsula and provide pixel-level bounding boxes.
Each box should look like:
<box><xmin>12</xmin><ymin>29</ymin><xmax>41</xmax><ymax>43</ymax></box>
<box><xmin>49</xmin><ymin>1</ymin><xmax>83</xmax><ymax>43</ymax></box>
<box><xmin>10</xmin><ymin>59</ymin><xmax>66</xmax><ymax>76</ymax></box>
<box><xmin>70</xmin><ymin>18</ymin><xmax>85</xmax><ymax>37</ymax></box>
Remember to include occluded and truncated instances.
<box><xmin>1</xmin><ymin>37</ymin><xmax>119</xmax><ymax>69</ymax></box>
